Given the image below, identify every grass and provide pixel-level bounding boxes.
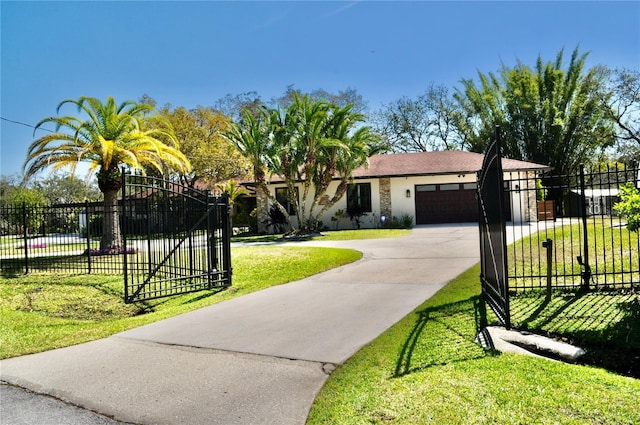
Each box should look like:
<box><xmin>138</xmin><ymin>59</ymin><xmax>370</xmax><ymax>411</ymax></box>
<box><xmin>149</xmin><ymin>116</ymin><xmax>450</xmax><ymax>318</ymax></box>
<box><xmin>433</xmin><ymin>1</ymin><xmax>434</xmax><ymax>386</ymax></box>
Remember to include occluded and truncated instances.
<box><xmin>509</xmin><ymin>218</ymin><xmax>640</xmax><ymax>289</ymax></box>
<box><xmin>307</xmin><ymin>264</ymin><xmax>640</xmax><ymax>425</ymax></box>
<box><xmin>0</xmin><ymin>246</ymin><xmax>362</xmax><ymax>359</ymax></box>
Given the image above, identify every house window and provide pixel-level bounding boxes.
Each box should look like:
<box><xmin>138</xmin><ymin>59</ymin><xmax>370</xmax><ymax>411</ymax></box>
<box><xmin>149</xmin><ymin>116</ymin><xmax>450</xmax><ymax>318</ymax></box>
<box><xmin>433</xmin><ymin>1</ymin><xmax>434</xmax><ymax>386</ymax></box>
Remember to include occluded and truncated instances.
<box><xmin>275</xmin><ymin>187</ymin><xmax>297</xmax><ymax>215</ymax></box>
<box><xmin>347</xmin><ymin>183</ymin><xmax>372</xmax><ymax>213</ymax></box>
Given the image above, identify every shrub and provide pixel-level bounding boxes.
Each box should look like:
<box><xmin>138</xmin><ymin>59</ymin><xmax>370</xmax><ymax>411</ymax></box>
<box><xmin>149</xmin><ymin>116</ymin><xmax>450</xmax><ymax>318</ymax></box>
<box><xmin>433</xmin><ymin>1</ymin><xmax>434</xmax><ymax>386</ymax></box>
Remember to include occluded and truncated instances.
<box><xmin>386</xmin><ymin>214</ymin><xmax>414</xmax><ymax>229</ymax></box>
<box><xmin>613</xmin><ymin>183</ymin><xmax>640</xmax><ymax>231</ymax></box>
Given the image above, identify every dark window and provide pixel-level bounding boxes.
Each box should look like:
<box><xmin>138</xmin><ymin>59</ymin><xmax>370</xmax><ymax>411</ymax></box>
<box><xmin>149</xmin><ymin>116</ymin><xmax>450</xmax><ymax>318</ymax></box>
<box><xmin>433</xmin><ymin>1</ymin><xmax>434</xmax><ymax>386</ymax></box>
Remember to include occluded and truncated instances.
<box><xmin>347</xmin><ymin>183</ymin><xmax>372</xmax><ymax>213</ymax></box>
<box><xmin>275</xmin><ymin>187</ymin><xmax>297</xmax><ymax>215</ymax></box>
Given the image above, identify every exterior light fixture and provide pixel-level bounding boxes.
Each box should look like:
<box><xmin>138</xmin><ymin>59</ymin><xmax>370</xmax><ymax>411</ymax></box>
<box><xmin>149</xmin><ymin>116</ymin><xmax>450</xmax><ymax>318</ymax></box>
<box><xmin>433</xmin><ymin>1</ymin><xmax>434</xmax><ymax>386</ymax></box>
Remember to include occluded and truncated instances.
<box><xmin>406</xmin><ymin>189</ymin><xmax>411</xmax><ymax>198</ymax></box>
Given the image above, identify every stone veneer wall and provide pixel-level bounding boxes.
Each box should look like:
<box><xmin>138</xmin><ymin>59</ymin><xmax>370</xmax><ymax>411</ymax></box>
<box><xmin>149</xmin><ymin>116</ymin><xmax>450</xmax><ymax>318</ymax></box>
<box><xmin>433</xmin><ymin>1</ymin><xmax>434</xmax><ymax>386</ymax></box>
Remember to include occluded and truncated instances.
<box><xmin>525</xmin><ymin>171</ymin><xmax>538</xmax><ymax>222</ymax></box>
<box><xmin>379</xmin><ymin>177</ymin><xmax>392</xmax><ymax>220</ymax></box>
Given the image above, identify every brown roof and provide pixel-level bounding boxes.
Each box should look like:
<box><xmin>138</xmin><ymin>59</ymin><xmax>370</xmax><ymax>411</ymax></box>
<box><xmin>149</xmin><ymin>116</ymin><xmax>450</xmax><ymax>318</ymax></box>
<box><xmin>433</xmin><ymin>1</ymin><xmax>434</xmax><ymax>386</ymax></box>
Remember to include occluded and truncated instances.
<box><xmin>264</xmin><ymin>151</ymin><xmax>550</xmax><ymax>184</ymax></box>
<box><xmin>351</xmin><ymin>151</ymin><xmax>550</xmax><ymax>179</ymax></box>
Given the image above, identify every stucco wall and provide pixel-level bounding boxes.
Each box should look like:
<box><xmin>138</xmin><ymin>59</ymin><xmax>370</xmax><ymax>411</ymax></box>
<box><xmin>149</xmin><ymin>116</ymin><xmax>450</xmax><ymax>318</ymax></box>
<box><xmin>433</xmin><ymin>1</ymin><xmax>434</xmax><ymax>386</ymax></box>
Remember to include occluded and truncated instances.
<box><xmin>262</xmin><ymin>171</ymin><xmax>539</xmax><ymax>232</ymax></box>
<box><xmin>265</xmin><ymin>180</ymin><xmax>382</xmax><ymax>231</ymax></box>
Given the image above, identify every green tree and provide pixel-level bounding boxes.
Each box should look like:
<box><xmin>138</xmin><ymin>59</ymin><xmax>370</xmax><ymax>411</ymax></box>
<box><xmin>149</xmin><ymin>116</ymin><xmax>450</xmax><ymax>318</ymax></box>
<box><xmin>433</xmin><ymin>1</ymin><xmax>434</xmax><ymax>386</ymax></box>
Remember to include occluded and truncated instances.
<box><xmin>224</xmin><ymin>93</ymin><xmax>383</xmax><ymax>234</ymax></box>
<box><xmin>608</xmin><ymin>68</ymin><xmax>640</xmax><ymax>145</ymax></box>
<box><xmin>34</xmin><ymin>172</ymin><xmax>101</xmax><ymax>204</ymax></box>
<box><xmin>24</xmin><ymin>96</ymin><xmax>191</xmax><ymax>249</ymax></box>
<box><xmin>614</xmin><ymin>183</ymin><xmax>640</xmax><ymax>231</ymax></box>
<box><xmin>273</xmin><ymin>85</ymin><xmax>369</xmax><ymax>115</ymax></box>
<box><xmin>2</xmin><ymin>186</ymin><xmax>48</xmax><ymax>235</ymax></box>
<box><xmin>156</xmin><ymin>103</ymin><xmax>250</xmax><ymax>187</ymax></box>
<box><xmin>215</xmin><ymin>179</ymin><xmax>250</xmax><ymax>226</ymax></box>
<box><xmin>454</xmin><ymin>48</ymin><xmax>615</xmax><ymax>175</ymax></box>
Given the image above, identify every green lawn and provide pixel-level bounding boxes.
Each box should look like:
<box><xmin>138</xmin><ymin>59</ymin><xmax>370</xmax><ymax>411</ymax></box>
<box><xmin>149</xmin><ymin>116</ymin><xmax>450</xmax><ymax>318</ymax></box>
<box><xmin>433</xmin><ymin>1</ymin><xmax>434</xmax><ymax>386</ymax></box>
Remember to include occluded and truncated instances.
<box><xmin>509</xmin><ymin>218</ymin><xmax>640</xmax><ymax>289</ymax></box>
<box><xmin>0</xmin><ymin>246</ymin><xmax>362</xmax><ymax>359</ymax></box>
<box><xmin>307</xmin><ymin>264</ymin><xmax>640</xmax><ymax>425</ymax></box>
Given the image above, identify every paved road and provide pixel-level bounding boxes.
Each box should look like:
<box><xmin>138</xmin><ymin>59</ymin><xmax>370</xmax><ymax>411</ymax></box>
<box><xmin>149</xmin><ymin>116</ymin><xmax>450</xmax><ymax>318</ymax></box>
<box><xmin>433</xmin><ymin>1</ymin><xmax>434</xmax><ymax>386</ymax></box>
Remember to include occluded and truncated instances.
<box><xmin>1</xmin><ymin>224</ymin><xmax>480</xmax><ymax>425</ymax></box>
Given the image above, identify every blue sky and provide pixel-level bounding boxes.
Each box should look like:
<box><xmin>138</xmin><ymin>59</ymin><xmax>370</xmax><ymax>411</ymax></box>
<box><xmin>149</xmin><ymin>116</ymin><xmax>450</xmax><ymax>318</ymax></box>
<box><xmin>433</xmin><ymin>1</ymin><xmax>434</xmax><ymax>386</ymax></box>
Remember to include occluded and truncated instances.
<box><xmin>1</xmin><ymin>1</ymin><xmax>639</xmax><ymax>178</ymax></box>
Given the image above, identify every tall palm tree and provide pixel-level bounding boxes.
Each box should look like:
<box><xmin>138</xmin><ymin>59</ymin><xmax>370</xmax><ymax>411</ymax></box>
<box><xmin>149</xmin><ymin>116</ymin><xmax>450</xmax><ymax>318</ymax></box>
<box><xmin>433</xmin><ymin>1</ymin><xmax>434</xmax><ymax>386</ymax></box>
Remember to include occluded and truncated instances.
<box><xmin>24</xmin><ymin>96</ymin><xmax>191</xmax><ymax>250</ymax></box>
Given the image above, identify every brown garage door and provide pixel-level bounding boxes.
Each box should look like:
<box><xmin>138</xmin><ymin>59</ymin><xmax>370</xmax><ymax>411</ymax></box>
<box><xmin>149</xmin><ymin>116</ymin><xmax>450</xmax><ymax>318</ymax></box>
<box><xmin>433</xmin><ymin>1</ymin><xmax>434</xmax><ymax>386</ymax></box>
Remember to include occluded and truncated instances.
<box><xmin>415</xmin><ymin>183</ymin><xmax>478</xmax><ymax>224</ymax></box>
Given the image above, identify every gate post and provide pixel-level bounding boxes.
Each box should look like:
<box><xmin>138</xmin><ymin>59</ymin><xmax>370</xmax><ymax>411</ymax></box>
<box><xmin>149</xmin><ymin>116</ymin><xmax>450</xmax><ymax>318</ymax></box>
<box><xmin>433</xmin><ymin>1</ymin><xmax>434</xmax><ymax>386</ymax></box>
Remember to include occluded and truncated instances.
<box><xmin>222</xmin><ymin>193</ymin><xmax>232</xmax><ymax>287</ymax></box>
<box><xmin>579</xmin><ymin>165</ymin><xmax>591</xmax><ymax>289</ymax></box>
<box><xmin>22</xmin><ymin>202</ymin><xmax>29</xmax><ymax>274</ymax></box>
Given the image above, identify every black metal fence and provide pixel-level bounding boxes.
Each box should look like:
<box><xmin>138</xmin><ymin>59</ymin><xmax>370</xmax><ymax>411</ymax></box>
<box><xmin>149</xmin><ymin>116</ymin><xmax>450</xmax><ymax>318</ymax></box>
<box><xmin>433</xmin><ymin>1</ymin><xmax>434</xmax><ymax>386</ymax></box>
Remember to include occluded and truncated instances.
<box><xmin>121</xmin><ymin>174</ymin><xmax>232</xmax><ymax>303</ymax></box>
<box><xmin>504</xmin><ymin>164</ymin><xmax>640</xmax><ymax>293</ymax></box>
<box><xmin>1</xmin><ymin>174</ymin><xmax>232</xmax><ymax>304</ymax></box>
<box><xmin>0</xmin><ymin>202</ymin><xmax>123</xmax><ymax>274</ymax></box>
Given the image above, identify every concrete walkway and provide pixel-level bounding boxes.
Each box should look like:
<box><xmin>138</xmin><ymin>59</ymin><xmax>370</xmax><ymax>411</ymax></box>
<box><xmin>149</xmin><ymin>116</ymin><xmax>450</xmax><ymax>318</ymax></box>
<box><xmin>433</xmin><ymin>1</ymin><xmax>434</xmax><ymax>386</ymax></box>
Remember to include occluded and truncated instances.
<box><xmin>1</xmin><ymin>224</ymin><xmax>480</xmax><ymax>425</ymax></box>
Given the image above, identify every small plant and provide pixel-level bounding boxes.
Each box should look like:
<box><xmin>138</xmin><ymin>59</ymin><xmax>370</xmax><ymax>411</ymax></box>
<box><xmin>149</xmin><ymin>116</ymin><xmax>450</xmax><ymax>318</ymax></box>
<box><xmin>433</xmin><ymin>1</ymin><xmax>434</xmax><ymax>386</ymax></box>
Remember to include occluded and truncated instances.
<box><xmin>385</xmin><ymin>214</ymin><xmax>414</xmax><ymax>229</ymax></box>
<box><xmin>536</xmin><ymin>179</ymin><xmax>548</xmax><ymax>201</ymax></box>
<box><xmin>263</xmin><ymin>203</ymin><xmax>288</xmax><ymax>234</ymax></box>
<box><xmin>331</xmin><ymin>209</ymin><xmax>347</xmax><ymax>230</ymax></box>
<box><xmin>347</xmin><ymin>204</ymin><xmax>367</xmax><ymax>229</ymax></box>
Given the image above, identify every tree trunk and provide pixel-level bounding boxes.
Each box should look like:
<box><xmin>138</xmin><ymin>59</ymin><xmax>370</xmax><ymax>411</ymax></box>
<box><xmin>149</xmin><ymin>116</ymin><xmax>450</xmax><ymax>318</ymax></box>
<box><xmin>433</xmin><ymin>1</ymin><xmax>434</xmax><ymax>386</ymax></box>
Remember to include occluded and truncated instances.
<box><xmin>101</xmin><ymin>189</ymin><xmax>122</xmax><ymax>250</ymax></box>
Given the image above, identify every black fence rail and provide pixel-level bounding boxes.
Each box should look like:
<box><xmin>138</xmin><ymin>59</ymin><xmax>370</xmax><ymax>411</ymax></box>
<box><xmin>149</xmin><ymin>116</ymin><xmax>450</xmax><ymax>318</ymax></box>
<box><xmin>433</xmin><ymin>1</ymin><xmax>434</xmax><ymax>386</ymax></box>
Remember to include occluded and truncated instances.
<box><xmin>503</xmin><ymin>164</ymin><xmax>640</xmax><ymax>292</ymax></box>
<box><xmin>0</xmin><ymin>202</ymin><xmax>125</xmax><ymax>274</ymax></box>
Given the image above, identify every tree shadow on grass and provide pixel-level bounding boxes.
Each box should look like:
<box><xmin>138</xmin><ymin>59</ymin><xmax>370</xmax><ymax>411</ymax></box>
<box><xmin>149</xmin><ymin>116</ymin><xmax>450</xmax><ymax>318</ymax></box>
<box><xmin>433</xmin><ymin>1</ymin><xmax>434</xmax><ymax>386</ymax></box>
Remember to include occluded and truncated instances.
<box><xmin>393</xmin><ymin>296</ymin><xmax>496</xmax><ymax>378</ymax></box>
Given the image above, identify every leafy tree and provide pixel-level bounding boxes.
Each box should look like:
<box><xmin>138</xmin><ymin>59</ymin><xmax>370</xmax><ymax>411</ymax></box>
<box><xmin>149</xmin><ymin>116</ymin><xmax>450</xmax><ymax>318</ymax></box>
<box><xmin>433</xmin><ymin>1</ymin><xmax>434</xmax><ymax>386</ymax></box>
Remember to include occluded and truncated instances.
<box><xmin>454</xmin><ymin>48</ymin><xmax>615</xmax><ymax>175</ymax></box>
<box><xmin>374</xmin><ymin>84</ymin><xmax>463</xmax><ymax>152</ymax></box>
<box><xmin>23</xmin><ymin>96</ymin><xmax>191</xmax><ymax>249</ymax></box>
<box><xmin>156</xmin><ymin>103</ymin><xmax>250</xmax><ymax>187</ymax></box>
<box><xmin>214</xmin><ymin>91</ymin><xmax>265</xmax><ymax>122</ymax></box>
<box><xmin>33</xmin><ymin>172</ymin><xmax>101</xmax><ymax>204</ymax></box>
<box><xmin>273</xmin><ymin>85</ymin><xmax>369</xmax><ymax>115</ymax></box>
<box><xmin>2</xmin><ymin>186</ymin><xmax>48</xmax><ymax>235</ymax></box>
<box><xmin>608</xmin><ymin>68</ymin><xmax>640</xmax><ymax>145</ymax></box>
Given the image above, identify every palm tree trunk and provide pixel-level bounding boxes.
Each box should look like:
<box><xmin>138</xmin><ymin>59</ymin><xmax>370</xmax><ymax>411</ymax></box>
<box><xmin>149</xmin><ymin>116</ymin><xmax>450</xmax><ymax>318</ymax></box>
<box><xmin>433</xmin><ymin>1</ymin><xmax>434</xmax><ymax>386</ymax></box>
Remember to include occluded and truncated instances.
<box><xmin>101</xmin><ymin>189</ymin><xmax>122</xmax><ymax>250</ymax></box>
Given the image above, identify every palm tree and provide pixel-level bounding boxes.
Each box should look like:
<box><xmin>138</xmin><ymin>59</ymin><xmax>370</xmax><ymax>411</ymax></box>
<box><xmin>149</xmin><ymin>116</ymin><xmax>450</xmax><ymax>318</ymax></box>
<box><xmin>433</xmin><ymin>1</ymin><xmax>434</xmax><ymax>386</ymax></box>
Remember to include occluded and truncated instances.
<box><xmin>215</xmin><ymin>179</ymin><xmax>250</xmax><ymax>227</ymax></box>
<box><xmin>24</xmin><ymin>96</ymin><xmax>191</xmax><ymax>250</ymax></box>
<box><xmin>221</xmin><ymin>107</ymin><xmax>291</xmax><ymax>228</ymax></box>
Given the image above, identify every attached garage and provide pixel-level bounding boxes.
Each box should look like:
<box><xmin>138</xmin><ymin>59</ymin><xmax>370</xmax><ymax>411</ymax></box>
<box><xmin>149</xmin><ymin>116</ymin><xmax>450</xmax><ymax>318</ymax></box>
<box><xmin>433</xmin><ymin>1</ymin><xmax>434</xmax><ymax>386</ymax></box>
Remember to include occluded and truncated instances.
<box><xmin>415</xmin><ymin>183</ymin><xmax>478</xmax><ymax>224</ymax></box>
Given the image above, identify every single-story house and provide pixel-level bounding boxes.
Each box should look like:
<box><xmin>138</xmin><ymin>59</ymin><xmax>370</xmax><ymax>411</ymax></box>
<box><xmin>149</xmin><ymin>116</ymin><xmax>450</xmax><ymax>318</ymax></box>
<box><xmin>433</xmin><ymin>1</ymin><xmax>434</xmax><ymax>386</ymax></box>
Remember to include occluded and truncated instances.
<box><xmin>257</xmin><ymin>151</ymin><xmax>551</xmax><ymax>232</ymax></box>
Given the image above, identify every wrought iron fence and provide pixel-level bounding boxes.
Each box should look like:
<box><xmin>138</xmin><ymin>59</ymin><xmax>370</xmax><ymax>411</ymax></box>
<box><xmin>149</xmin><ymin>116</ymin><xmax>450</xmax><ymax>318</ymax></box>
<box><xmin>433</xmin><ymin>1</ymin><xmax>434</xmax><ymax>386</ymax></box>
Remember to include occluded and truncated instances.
<box><xmin>0</xmin><ymin>201</ymin><xmax>124</xmax><ymax>274</ymax></box>
<box><xmin>1</xmin><ymin>173</ymin><xmax>233</xmax><ymax>304</ymax></box>
<box><xmin>503</xmin><ymin>164</ymin><xmax>640</xmax><ymax>292</ymax></box>
<box><xmin>121</xmin><ymin>174</ymin><xmax>232</xmax><ymax>303</ymax></box>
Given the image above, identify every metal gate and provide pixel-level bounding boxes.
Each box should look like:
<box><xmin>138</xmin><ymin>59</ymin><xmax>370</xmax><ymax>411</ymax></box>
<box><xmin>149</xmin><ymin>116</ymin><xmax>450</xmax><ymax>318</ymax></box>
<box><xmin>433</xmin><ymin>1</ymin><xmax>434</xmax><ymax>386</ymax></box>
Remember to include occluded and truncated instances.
<box><xmin>122</xmin><ymin>174</ymin><xmax>232</xmax><ymax>303</ymax></box>
<box><xmin>477</xmin><ymin>128</ymin><xmax>510</xmax><ymax>328</ymax></box>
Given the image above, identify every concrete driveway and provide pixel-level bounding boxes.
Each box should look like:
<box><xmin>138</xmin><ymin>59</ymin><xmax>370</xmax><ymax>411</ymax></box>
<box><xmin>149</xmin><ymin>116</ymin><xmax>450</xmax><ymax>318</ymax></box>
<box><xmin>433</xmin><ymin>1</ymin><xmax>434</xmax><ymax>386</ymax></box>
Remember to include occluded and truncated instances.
<box><xmin>1</xmin><ymin>224</ymin><xmax>480</xmax><ymax>425</ymax></box>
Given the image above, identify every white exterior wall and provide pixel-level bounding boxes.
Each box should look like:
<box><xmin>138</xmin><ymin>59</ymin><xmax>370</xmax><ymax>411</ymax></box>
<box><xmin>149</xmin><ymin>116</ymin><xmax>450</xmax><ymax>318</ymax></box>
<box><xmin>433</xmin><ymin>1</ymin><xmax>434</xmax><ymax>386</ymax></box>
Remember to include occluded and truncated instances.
<box><xmin>264</xmin><ymin>170</ymin><xmax>538</xmax><ymax>232</ymax></box>
<box><xmin>266</xmin><ymin>180</ymin><xmax>382</xmax><ymax>231</ymax></box>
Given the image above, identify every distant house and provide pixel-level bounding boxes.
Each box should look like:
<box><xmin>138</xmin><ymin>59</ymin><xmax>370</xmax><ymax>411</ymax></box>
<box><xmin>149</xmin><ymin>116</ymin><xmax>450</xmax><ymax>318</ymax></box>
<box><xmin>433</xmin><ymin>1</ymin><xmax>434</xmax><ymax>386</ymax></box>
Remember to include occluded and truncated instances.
<box><xmin>257</xmin><ymin>151</ymin><xmax>550</xmax><ymax>232</ymax></box>
<box><xmin>568</xmin><ymin>188</ymin><xmax>621</xmax><ymax>217</ymax></box>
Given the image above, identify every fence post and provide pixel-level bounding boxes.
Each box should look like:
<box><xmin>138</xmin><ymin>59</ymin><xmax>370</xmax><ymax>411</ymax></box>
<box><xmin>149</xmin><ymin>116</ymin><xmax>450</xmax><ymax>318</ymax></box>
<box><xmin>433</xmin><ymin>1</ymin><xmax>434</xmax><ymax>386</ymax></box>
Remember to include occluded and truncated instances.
<box><xmin>579</xmin><ymin>164</ymin><xmax>591</xmax><ymax>289</ymax></box>
<box><xmin>122</xmin><ymin>171</ymin><xmax>129</xmax><ymax>302</ymax></box>
<box><xmin>222</xmin><ymin>193</ymin><xmax>232</xmax><ymax>287</ymax></box>
<box><xmin>543</xmin><ymin>238</ymin><xmax>553</xmax><ymax>301</ymax></box>
<box><xmin>85</xmin><ymin>201</ymin><xmax>92</xmax><ymax>274</ymax></box>
<box><xmin>22</xmin><ymin>202</ymin><xmax>29</xmax><ymax>274</ymax></box>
